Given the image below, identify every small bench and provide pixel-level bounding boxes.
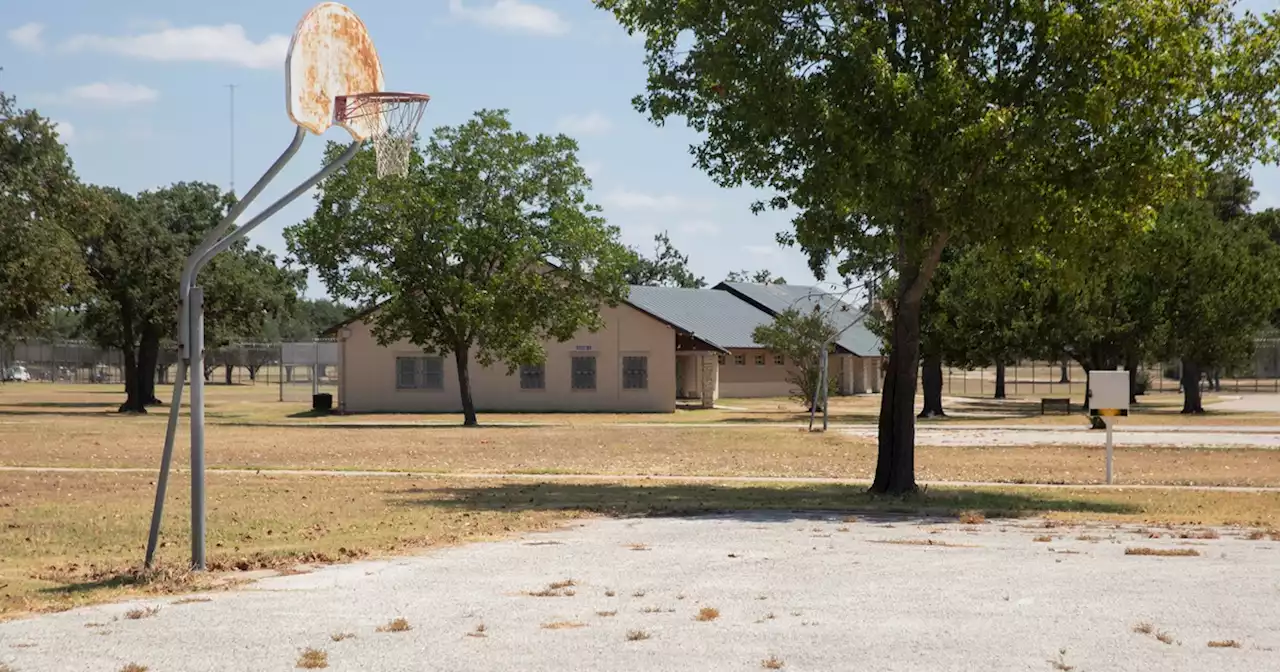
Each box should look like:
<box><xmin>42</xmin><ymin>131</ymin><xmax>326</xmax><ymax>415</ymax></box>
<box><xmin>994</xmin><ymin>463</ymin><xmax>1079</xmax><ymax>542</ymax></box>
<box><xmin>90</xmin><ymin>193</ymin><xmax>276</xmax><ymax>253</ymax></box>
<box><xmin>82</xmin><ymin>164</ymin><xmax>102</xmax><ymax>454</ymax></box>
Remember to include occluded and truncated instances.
<box><xmin>1041</xmin><ymin>398</ymin><xmax>1071</xmax><ymax>415</ymax></box>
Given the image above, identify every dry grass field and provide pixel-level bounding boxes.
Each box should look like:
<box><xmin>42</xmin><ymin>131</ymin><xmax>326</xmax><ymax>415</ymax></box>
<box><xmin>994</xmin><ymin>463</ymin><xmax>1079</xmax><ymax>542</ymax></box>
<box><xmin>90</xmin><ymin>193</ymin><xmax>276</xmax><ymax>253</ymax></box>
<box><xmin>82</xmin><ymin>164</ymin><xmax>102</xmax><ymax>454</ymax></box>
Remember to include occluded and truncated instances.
<box><xmin>4</xmin><ymin>383</ymin><xmax>1280</xmax><ymax>618</ymax></box>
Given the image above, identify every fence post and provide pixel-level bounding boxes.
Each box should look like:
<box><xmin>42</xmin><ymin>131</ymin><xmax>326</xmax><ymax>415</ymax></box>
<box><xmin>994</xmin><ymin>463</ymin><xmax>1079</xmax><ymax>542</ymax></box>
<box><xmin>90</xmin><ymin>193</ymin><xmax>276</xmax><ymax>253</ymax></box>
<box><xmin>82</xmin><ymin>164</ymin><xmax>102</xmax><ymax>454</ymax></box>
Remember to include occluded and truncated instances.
<box><xmin>279</xmin><ymin>342</ymin><xmax>285</xmax><ymax>402</ymax></box>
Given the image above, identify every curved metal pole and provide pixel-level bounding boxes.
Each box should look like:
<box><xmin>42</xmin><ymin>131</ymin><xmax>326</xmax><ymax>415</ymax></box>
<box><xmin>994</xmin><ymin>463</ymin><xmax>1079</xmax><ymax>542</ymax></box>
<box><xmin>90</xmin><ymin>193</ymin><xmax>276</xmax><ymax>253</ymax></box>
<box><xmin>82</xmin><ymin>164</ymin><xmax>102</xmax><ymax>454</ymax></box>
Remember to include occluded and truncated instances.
<box><xmin>144</xmin><ymin>128</ymin><xmax>306</xmax><ymax>569</ymax></box>
<box><xmin>185</xmin><ymin>138</ymin><xmax>362</xmax><ymax>571</ymax></box>
<box><xmin>193</xmin><ymin>139</ymin><xmax>363</xmax><ymax>276</ymax></box>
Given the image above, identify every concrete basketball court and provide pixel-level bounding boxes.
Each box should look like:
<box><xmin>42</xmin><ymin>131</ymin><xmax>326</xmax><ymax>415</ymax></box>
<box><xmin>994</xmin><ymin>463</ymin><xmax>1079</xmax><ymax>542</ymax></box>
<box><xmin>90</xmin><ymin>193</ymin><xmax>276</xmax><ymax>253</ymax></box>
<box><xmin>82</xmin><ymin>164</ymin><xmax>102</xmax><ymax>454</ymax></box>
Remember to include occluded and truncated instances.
<box><xmin>3</xmin><ymin>513</ymin><xmax>1277</xmax><ymax>671</ymax></box>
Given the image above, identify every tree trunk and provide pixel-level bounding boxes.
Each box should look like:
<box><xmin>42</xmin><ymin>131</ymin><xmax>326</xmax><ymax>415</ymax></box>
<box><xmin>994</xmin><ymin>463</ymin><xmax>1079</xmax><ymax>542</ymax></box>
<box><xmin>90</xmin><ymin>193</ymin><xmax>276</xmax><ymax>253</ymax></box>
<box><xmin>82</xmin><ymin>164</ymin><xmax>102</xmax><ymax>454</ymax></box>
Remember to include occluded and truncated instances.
<box><xmin>994</xmin><ymin>361</ymin><xmax>1007</xmax><ymax>399</ymax></box>
<box><xmin>1059</xmin><ymin>362</ymin><xmax>1069</xmax><ymax>384</ymax></box>
<box><xmin>1181</xmin><ymin>359</ymin><xmax>1204</xmax><ymax>414</ymax></box>
<box><xmin>118</xmin><ymin>346</ymin><xmax>147</xmax><ymax>413</ymax></box>
<box><xmin>1125</xmin><ymin>351</ymin><xmax>1139</xmax><ymax>404</ymax></box>
<box><xmin>917</xmin><ymin>352</ymin><xmax>945</xmax><ymax>418</ymax></box>
<box><xmin>138</xmin><ymin>327</ymin><xmax>162</xmax><ymax>405</ymax></box>
<box><xmin>248</xmin><ymin>365</ymin><xmax>259</xmax><ymax>382</ymax></box>
<box><xmin>224</xmin><ymin>363</ymin><xmax>233</xmax><ymax>385</ymax></box>
<box><xmin>285</xmin><ymin>365</ymin><xmax>294</xmax><ymax>383</ymax></box>
<box><xmin>455</xmin><ymin>346</ymin><xmax>477</xmax><ymax>426</ymax></box>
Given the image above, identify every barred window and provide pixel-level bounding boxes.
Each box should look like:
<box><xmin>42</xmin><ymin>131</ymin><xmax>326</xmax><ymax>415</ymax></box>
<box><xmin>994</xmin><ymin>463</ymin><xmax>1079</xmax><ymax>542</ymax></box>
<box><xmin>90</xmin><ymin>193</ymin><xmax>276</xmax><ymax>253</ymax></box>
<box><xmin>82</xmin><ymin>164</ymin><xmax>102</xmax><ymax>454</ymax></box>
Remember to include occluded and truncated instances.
<box><xmin>395</xmin><ymin>356</ymin><xmax>444</xmax><ymax>390</ymax></box>
<box><xmin>774</xmin><ymin>354</ymin><xmax>785</xmax><ymax>365</ymax></box>
<box><xmin>717</xmin><ymin>354</ymin><xmax>726</xmax><ymax>365</ymax></box>
<box><xmin>519</xmin><ymin>364</ymin><xmax>545</xmax><ymax>390</ymax></box>
<box><xmin>571</xmin><ymin>355</ymin><xmax>596</xmax><ymax>390</ymax></box>
<box><xmin>755</xmin><ymin>354</ymin><xmax>766</xmax><ymax>366</ymax></box>
<box><xmin>622</xmin><ymin>356</ymin><xmax>648</xmax><ymax>390</ymax></box>
<box><xmin>734</xmin><ymin>354</ymin><xmax>746</xmax><ymax>365</ymax></box>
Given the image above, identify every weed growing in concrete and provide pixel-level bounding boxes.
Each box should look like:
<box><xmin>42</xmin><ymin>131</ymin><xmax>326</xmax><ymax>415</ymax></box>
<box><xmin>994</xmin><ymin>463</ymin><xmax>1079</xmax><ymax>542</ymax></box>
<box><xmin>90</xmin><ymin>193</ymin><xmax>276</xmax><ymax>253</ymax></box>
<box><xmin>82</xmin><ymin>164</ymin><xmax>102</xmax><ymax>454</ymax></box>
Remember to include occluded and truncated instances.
<box><xmin>329</xmin><ymin>633</ymin><xmax>355</xmax><ymax>642</ymax></box>
<box><xmin>626</xmin><ymin>629</ymin><xmax>651</xmax><ymax>641</ymax></box>
<box><xmin>695</xmin><ymin>607</ymin><xmax>720</xmax><ymax>621</ymax></box>
<box><xmin>1047</xmin><ymin>648</ymin><xmax>1074</xmax><ymax>671</ymax></box>
<box><xmin>123</xmin><ymin>606</ymin><xmax>159</xmax><ymax>620</ymax></box>
<box><xmin>1125</xmin><ymin>547</ymin><xmax>1199</xmax><ymax>557</ymax></box>
<box><xmin>958</xmin><ymin>511</ymin><xmax>987</xmax><ymax>525</ymax></box>
<box><xmin>376</xmin><ymin>618</ymin><xmax>411</xmax><ymax>633</ymax></box>
<box><xmin>296</xmin><ymin>648</ymin><xmax>328</xmax><ymax>669</ymax></box>
<box><xmin>120</xmin><ymin>665</ymin><xmax>148</xmax><ymax>672</ymax></box>
<box><xmin>762</xmin><ymin>655</ymin><xmax>785</xmax><ymax>669</ymax></box>
<box><xmin>1208</xmin><ymin>640</ymin><xmax>1241</xmax><ymax>648</ymax></box>
<box><xmin>171</xmin><ymin>597</ymin><xmax>212</xmax><ymax>605</ymax></box>
<box><xmin>1033</xmin><ymin>535</ymin><xmax>1053</xmax><ymax>543</ymax></box>
<box><xmin>467</xmin><ymin>623</ymin><xmax>487</xmax><ymax>638</ymax></box>
<box><xmin>597</xmin><ymin>611</ymin><xmax>617</xmax><ymax>617</ymax></box>
<box><xmin>542</xmin><ymin>621</ymin><xmax>586</xmax><ymax>630</ymax></box>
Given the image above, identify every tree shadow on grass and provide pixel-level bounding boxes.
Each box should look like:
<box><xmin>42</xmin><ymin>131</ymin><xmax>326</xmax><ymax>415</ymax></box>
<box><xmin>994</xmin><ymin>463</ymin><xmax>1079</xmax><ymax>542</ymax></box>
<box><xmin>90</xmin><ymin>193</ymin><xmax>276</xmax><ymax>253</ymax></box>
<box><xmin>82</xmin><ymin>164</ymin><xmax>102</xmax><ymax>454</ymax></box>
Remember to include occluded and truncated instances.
<box><xmin>391</xmin><ymin>481</ymin><xmax>1138</xmax><ymax>523</ymax></box>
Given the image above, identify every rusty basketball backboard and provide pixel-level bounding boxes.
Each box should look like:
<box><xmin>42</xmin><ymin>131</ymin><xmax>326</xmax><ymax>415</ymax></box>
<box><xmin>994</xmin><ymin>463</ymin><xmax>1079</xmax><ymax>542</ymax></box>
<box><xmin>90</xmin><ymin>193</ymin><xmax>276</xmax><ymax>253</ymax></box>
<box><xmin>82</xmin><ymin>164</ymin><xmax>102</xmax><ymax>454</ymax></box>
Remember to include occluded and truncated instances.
<box><xmin>285</xmin><ymin>2</ymin><xmax>385</xmax><ymax>141</ymax></box>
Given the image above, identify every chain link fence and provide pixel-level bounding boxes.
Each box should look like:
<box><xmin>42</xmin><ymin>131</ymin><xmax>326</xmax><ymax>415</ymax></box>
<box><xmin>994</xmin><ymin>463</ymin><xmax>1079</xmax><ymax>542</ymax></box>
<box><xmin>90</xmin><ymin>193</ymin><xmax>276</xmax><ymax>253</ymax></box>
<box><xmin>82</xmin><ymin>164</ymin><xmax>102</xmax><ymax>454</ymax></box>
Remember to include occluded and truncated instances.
<box><xmin>939</xmin><ymin>338</ymin><xmax>1280</xmax><ymax>399</ymax></box>
<box><xmin>2</xmin><ymin>339</ymin><xmax>339</xmax><ymax>402</ymax></box>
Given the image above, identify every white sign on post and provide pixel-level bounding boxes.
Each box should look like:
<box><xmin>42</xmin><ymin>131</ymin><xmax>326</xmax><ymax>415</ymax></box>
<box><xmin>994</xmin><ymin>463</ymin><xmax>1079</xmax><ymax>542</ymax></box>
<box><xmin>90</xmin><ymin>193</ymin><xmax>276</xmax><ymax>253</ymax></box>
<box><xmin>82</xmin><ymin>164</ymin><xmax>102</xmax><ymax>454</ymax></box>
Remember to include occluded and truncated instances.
<box><xmin>1088</xmin><ymin>371</ymin><xmax>1131</xmax><ymax>484</ymax></box>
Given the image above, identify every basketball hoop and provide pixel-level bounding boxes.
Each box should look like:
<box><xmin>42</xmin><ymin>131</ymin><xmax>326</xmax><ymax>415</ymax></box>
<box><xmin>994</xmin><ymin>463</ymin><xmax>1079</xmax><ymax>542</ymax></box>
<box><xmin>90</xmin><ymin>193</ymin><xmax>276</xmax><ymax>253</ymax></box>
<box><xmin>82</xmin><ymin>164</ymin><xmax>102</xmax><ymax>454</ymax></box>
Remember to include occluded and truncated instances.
<box><xmin>335</xmin><ymin>92</ymin><xmax>431</xmax><ymax>177</ymax></box>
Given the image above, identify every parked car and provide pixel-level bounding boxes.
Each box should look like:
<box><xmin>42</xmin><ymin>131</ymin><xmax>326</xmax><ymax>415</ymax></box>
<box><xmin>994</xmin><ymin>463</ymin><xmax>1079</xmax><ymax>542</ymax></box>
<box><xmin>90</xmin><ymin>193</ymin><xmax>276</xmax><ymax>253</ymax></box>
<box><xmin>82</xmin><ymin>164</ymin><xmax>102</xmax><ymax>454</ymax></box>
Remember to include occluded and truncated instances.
<box><xmin>3</xmin><ymin>364</ymin><xmax>32</xmax><ymax>382</ymax></box>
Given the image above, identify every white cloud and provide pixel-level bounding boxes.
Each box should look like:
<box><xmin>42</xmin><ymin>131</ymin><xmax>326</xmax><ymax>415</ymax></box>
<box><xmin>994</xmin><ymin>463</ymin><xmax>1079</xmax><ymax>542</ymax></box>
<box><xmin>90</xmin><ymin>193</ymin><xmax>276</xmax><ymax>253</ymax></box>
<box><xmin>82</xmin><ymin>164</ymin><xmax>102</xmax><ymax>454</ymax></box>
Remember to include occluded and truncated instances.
<box><xmin>8</xmin><ymin>22</ymin><xmax>44</xmax><ymax>51</ymax></box>
<box><xmin>64</xmin><ymin>82</ymin><xmax>160</xmax><ymax>106</ymax></box>
<box><xmin>52</xmin><ymin>120</ymin><xmax>74</xmax><ymax>142</ymax></box>
<box><xmin>556</xmin><ymin>112</ymin><xmax>613</xmax><ymax>137</ymax></box>
<box><xmin>602</xmin><ymin>188</ymin><xmax>711</xmax><ymax>214</ymax></box>
<box><xmin>62</xmin><ymin>23</ymin><xmax>289</xmax><ymax>70</ymax></box>
<box><xmin>448</xmin><ymin>0</ymin><xmax>569</xmax><ymax>36</ymax></box>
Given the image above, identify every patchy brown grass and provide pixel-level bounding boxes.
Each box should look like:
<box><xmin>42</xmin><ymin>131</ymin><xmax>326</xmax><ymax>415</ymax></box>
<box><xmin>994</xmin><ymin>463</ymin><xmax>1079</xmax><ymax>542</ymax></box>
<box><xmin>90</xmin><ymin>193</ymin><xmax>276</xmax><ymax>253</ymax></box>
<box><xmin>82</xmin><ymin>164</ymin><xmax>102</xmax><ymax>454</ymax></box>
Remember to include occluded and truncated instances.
<box><xmin>541</xmin><ymin>620</ymin><xmax>586</xmax><ymax>630</ymax></box>
<box><xmin>597</xmin><ymin>610</ymin><xmax>617</xmax><ymax>617</ymax></box>
<box><xmin>1125</xmin><ymin>547</ymin><xmax>1200</xmax><ymax>557</ymax></box>
<box><xmin>123</xmin><ymin>606</ymin><xmax>160</xmax><ymax>620</ymax></box>
<box><xmin>1033</xmin><ymin>535</ymin><xmax>1053</xmax><ymax>543</ymax></box>
<box><xmin>1155</xmin><ymin>631</ymin><xmax>1177</xmax><ymax>645</ymax></box>
<box><xmin>958</xmin><ymin>510</ymin><xmax>987</xmax><ymax>525</ymax></box>
<box><xmin>626</xmin><ymin>629</ymin><xmax>651</xmax><ymax>641</ymax></box>
<box><xmin>762</xmin><ymin>655</ymin><xmax>785</xmax><ymax>669</ymax></box>
<box><xmin>376</xmin><ymin>618</ymin><xmax>411</xmax><ymax>633</ymax></box>
<box><xmin>695</xmin><ymin>607</ymin><xmax>720</xmax><ymax>621</ymax></box>
<box><xmin>119</xmin><ymin>665</ymin><xmax>148</xmax><ymax>672</ymax></box>
<box><xmin>1208</xmin><ymin>640</ymin><xmax>1242</xmax><ymax>648</ymax></box>
<box><xmin>1133</xmin><ymin>622</ymin><xmax>1154</xmax><ymax>635</ymax></box>
<box><xmin>296</xmin><ymin>648</ymin><xmax>328</xmax><ymax>669</ymax></box>
<box><xmin>631</xmin><ymin>590</ymin><xmax>647</xmax><ymax>598</ymax></box>
<box><xmin>6</xmin><ymin>385</ymin><xmax>1280</xmax><ymax>490</ymax></box>
<box><xmin>604</xmin><ymin>589</ymin><xmax>616</xmax><ymax>597</ymax></box>
<box><xmin>1178</xmin><ymin>529</ymin><xmax>1220</xmax><ymax>540</ymax></box>
<box><xmin>329</xmin><ymin>632</ymin><xmax>355</xmax><ymax>642</ymax></box>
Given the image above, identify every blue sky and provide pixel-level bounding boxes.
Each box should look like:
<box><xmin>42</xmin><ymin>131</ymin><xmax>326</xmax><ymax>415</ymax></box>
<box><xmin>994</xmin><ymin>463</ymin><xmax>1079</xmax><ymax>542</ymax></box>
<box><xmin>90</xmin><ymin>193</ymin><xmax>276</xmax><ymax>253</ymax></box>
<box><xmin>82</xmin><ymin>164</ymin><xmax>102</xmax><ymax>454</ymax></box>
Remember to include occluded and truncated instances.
<box><xmin>3</xmin><ymin>0</ymin><xmax>1278</xmax><ymax>300</ymax></box>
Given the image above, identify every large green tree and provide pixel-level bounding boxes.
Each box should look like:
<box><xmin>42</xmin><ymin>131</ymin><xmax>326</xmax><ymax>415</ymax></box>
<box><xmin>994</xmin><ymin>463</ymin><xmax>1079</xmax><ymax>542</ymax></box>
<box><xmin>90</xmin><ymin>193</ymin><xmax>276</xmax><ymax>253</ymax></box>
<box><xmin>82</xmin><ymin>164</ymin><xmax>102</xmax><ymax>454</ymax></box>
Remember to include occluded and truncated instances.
<box><xmin>286</xmin><ymin>109</ymin><xmax>633</xmax><ymax>426</ymax></box>
<box><xmin>1149</xmin><ymin>200</ymin><xmax>1280</xmax><ymax>413</ymax></box>
<box><xmin>76</xmin><ymin>183</ymin><xmax>299</xmax><ymax>411</ymax></box>
<box><xmin>599</xmin><ymin>0</ymin><xmax>1280</xmax><ymax>493</ymax></box>
<box><xmin>0</xmin><ymin>91</ymin><xmax>85</xmax><ymax>344</ymax></box>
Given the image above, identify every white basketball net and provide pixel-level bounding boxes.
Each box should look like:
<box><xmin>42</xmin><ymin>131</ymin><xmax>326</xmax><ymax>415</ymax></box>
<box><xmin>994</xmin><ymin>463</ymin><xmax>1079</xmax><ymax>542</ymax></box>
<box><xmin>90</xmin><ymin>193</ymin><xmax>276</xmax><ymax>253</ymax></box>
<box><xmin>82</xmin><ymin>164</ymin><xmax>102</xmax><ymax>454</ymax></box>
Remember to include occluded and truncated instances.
<box><xmin>337</xmin><ymin>93</ymin><xmax>430</xmax><ymax>178</ymax></box>
<box><xmin>371</xmin><ymin>98</ymin><xmax>429</xmax><ymax>178</ymax></box>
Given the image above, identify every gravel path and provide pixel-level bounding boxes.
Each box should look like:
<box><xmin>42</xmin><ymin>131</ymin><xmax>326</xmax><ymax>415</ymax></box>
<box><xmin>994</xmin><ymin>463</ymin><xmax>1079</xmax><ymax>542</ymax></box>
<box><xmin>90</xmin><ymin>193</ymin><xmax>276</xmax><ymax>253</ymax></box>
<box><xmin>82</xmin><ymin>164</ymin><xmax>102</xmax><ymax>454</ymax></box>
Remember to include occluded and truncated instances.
<box><xmin>3</xmin><ymin>514</ymin><xmax>1278</xmax><ymax>671</ymax></box>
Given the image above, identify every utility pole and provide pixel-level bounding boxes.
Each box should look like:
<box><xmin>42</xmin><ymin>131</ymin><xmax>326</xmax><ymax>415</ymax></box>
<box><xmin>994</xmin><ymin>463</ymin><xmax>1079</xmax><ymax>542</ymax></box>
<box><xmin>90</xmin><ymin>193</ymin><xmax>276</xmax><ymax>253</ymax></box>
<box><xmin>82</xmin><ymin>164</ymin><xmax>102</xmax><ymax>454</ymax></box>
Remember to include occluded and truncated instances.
<box><xmin>227</xmin><ymin>84</ymin><xmax>237</xmax><ymax>195</ymax></box>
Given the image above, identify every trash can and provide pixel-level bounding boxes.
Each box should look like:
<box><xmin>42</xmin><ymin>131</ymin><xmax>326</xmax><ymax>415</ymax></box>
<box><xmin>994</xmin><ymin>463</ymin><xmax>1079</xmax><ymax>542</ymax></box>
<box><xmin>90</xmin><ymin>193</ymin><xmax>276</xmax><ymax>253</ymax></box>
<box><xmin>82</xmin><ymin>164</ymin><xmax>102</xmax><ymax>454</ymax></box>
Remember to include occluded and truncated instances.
<box><xmin>312</xmin><ymin>393</ymin><xmax>333</xmax><ymax>413</ymax></box>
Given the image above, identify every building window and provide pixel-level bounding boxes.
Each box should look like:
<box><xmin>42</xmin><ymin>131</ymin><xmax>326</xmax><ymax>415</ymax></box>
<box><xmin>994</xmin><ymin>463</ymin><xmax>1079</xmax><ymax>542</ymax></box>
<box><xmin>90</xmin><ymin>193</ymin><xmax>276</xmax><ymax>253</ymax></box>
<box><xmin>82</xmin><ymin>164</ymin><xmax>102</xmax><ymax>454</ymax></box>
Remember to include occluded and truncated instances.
<box><xmin>734</xmin><ymin>354</ymin><xmax>746</xmax><ymax>366</ymax></box>
<box><xmin>571</xmin><ymin>355</ymin><xmax>596</xmax><ymax>390</ymax></box>
<box><xmin>754</xmin><ymin>354</ymin><xmax>766</xmax><ymax>366</ymax></box>
<box><xmin>622</xmin><ymin>356</ymin><xmax>648</xmax><ymax>390</ymax></box>
<box><xmin>519</xmin><ymin>364</ymin><xmax>545</xmax><ymax>390</ymax></box>
<box><xmin>774</xmin><ymin>354</ymin><xmax>785</xmax><ymax>365</ymax></box>
<box><xmin>717</xmin><ymin>354</ymin><xmax>726</xmax><ymax>366</ymax></box>
<box><xmin>396</xmin><ymin>356</ymin><xmax>444</xmax><ymax>390</ymax></box>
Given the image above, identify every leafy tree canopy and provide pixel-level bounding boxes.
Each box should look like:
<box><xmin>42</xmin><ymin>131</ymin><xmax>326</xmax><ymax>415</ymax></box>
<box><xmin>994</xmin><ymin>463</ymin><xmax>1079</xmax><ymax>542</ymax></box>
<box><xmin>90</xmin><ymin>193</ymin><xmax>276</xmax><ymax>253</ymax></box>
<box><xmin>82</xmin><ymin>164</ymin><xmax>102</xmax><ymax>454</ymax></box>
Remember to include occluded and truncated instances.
<box><xmin>0</xmin><ymin>90</ymin><xmax>85</xmax><ymax>343</ymax></box>
<box><xmin>725</xmin><ymin>269</ymin><xmax>786</xmax><ymax>285</ymax></box>
<box><xmin>623</xmin><ymin>231</ymin><xmax>706</xmax><ymax>288</ymax></box>
<box><xmin>752</xmin><ymin>307</ymin><xmax>838</xmax><ymax>410</ymax></box>
<box><xmin>286</xmin><ymin>109</ymin><xmax>633</xmax><ymax>425</ymax></box>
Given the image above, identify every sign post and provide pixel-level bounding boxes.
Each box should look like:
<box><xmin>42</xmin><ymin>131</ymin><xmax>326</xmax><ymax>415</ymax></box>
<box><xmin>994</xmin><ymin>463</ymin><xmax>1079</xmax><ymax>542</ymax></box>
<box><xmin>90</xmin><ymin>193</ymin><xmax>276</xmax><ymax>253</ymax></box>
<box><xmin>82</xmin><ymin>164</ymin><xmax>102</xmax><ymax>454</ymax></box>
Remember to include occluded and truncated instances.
<box><xmin>1088</xmin><ymin>371</ymin><xmax>1130</xmax><ymax>484</ymax></box>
